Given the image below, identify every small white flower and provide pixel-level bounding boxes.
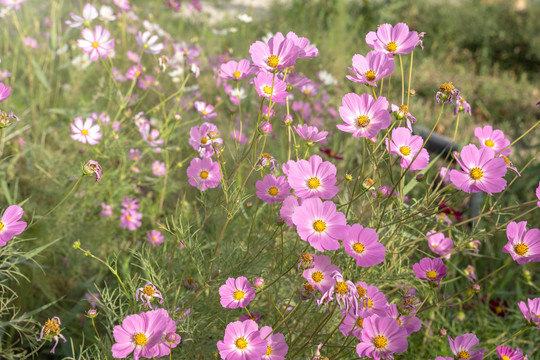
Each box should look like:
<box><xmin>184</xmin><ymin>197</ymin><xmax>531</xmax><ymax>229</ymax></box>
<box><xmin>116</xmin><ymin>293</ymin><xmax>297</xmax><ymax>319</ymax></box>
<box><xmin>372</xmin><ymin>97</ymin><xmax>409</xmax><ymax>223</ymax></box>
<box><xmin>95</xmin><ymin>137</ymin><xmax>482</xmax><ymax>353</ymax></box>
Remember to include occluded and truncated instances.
<box><xmin>237</xmin><ymin>13</ymin><xmax>252</xmax><ymax>23</ymax></box>
<box><xmin>99</xmin><ymin>5</ymin><xmax>116</xmax><ymax>21</ymax></box>
<box><xmin>66</xmin><ymin>3</ymin><xmax>98</xmax><ymax>28</ymax></box>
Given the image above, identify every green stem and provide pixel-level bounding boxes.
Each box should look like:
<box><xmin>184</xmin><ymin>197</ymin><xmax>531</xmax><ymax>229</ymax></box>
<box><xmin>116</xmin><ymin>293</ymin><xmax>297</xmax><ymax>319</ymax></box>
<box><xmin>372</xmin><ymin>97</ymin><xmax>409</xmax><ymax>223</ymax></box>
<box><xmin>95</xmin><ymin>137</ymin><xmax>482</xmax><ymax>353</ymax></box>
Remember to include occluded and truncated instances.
<box><xmin>92</xmin><ymin>317</ymin><xmax>108</xmax><ymax>360</ymax></box>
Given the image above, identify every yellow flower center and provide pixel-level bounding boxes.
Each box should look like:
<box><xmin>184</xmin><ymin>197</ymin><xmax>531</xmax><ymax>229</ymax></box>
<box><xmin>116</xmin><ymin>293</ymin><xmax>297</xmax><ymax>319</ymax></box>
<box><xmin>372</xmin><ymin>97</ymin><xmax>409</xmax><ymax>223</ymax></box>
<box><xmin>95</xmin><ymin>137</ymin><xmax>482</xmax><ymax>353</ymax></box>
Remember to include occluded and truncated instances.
<box><xmin>147</xmin><ymin>136</ymin><xmax>153</xmax><ymax>141</ymax></box>
<box><xmin>133</xmin><ymin>333</ymin><xmax>147</xmax><ymax>346</ymax></box>
<box><xmin>400</xmin><ymin>146</ymin><xmax>411</xmax><ymax>156</ymax></box>
<box><xmin>365</xmin><ymin>70</ymin><xmax>376</xmax><ymax>82</ymax></box>
<box><xmin>126</xmin><ymin>215</ymin><xmax>132</xmax><ymax>221</ymax></box>
<box><xmin>300</xmin><ymin>253</ymin><xmax>313</xmax><ymax>263</ymax></box>
<box><xmin>514</xmin><ymin>243</ymin><xmax>529</xmax><ymax>256</ymax></box>
<box><xmin>357</xmin><ymin>115</ymin><xmax>370</xmax><ymax>128</ymax></box>
<box><xmin>426</xmin><ymin>270</ymin><xmax>438</xmax><ymax>279</ymax></box>
<box><xmin>135</xmin><ymin>71</ymin><xmax>141</xmax><ymax>77</ymax></box>
<box><xmin>263</xmin><ymin>86</ymin><xmax>272</xmax><ymax>95</ymax></box>
<box><xmin>200</xmin><ymin>171</ymin><xmax>209</xmax><ymax>179</ymax></box>
<box><xmin>458</xmin><ymin>350</ymin><xmax>471</xmax><ymax>359</ymax></box>
<box><xmin>81</xmin><ymin>129</ymin><xmax>89</xmax><ymax>135</ymax></box>
<box><xmin>152</xmin><ymin>237</ymin><xmax>157</xmax><ymax>242</ymax></box>
<box><xmin>304</xmin><ymin>89</ymin><xmax>311</xmax><ymax>94</ymax></box>
<box><xmin>233</xmin><ymin>71</ymin><xmax>241</xmax><ymax>79</ymax></box>
<box><xmin>356</xmin><ymin>317</ymin><xmax>364</xmax><ymax>328</ymax></box>
<box><xmin>352</xmin><ymin>242</ymin><xmax>366</xmax><ymax>254</ymax></box>
<box><xmin>91</xmin><ymin>41</ymin><xmax>99</xmax><ymax>48</ymax></box>
<box><xmin>335</xmin><ymin>281</ymin><xmax>348</xmax><ymax>295</ymax></box>
<box><xmin>313</xmin><ymin>220</ymin><xmax>327</xmax><ymax>233</ymax></box>
<box><xmin>202</xmin><ymin>110</ymin><xmax>207</xmax><ymax>115</ymax></box>
<box><xmin>312</xmin><ymin>271</ymin><xmax>324</xmax><ymax>283</ymax></box>
<box><xmin>502</xmin><ymin>356</ymin><xmax>511</xmax><ymax>360</ymax></box>
<box><xmin>0</xmin><ymin>221</ymin><xmax>4</xmax><ymax>232</ymax></box>
<box><xmin>470</xmin><ymin>168</ymin><xmax>484</xmax><ymax>180</ymax></box>
<box><xmin>262</xmin><ymin>153</ymin><xmax>272</xmax><ymax>159</ymax></box>
<box><xmin>399</xmin><ymin>104</ymin><xmax>409</xmax><ymax>114</ymax></box>
<box><xmin>268</xmin><ymin>186</ymin><xmax>279</xmax><ymax>196</ymax></box>
<box><xmin>495</xmin><ymin>306</ymin><xmax>503</xmax><ymax>314</ymax></box>
<box><xmin>485</xmin><ymin>139</ymin><xmax>495</xmax><ymax>147</ymax></box>
<box><xmin>307</xmin><ymin>177</ymin><xmax>321</xmax><ymax>189</ymax></box>
<box><xmin>386</xmin><ymin>41</ymin><xmax>397</xmax><ymax>52</ymax></box>
<box><xmin>397</xmin><ymin>318</ymin><xmax>402</xmax><ymax>326</ymax></box>
<box><xmin>201</xmin><ymin>137</ymin><xmax>208</xmax><ymax>144</ymax></box>
<box><xmin>373</xmin><ymin>335</ymin><xmax>388</xmax><ymax>349</ymax></box>
<box><xmin>43</xmin><ymin>319</ymin><xmax>60</xmax><ymax>336</ymax></box>
<box><xmin>233</xmin><ymin>290</ymin><xmax>245</xmax><ymax>300</ymax></box>
<box><xmin>265</xmin><ymin>345</ymin><xmax>273</xmax><ymax>356</ymax></box>
<box><xmin>235</xmin><ymin>337</ymin><xmax>248</xmax><ymax>350</ymax></box>
<box><xmin>364</xmin><ymin>298</ymin><xmax>374</xmax><ymax>309</ymax></box>
<box><xmin>439</xmin><ymin>82</ymin><xmax>455</xmax><ymax>92</ymax></box>
<box><xmin>142</xmin><ymin>285</ymin><xmax>155</xmax><ymax>296</ymax></box>
<box><xmin>267</xmin><ymin>55</ymin><xmax>280</xmax><ymax>68</ymax></box>
<box><xmin>357</xmin><ymin>285</ymin><xmax>367</xmax><ymax>297</ymax></box>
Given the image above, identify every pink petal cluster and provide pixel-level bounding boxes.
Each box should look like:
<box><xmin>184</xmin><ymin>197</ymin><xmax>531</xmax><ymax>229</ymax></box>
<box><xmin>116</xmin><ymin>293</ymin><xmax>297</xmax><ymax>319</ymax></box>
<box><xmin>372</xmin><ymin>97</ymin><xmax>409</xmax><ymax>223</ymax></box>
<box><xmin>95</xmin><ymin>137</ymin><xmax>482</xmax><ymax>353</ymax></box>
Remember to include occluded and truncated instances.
<box><xmin>186</xmin><ymin>157</ymin><xmax>222</xmax><ymax>191</ymax></box>
<box><xmin>0</xmin><ymin>205</ymin><xmax>27</xmax><ymax>246</ymax></box>
<box><xmin>386</xmin><ymin>127</ymin><xmax>429</xmax><ymax>171</ymax></box>
<box><xmin>284</xmin><ymin>155</ymin><xmax>338</xmax><ymax>200</ymax></box>
<box><xmin>255</xmin><ymin>174</ymin><xmax>291</xmax><ymax>204</ymax></box>
<box><xmin>347</xmin><ymin>51</ymin><xmax>395</xmax><ymax>86</ymax></box>
<box><xmin>367</xmin><ymin>23</ymin><xmax>420</xmax><ymax>55</ymax></box>
<box><xmin>338</xmin><ymin>93</ymin><xmax>391</xmax><ymax>138</ymax></box>
<box><xmin>77</xmin><ymin>25</ymin><xmax>115</xmax><ymax>61</ymax></box>
<box><xmin>70</xmin><ymin>116</ymin><xmax>102</xmax><ymax>145</ymax></box>
<box><xmin>502</xmin><ymin>221</ymin><xmax>540</xmax><ymax>264</ymax></box>
<box><xmin>343</xmin><ymin>224</ymin><xmax>386</xmax><ymax>267</ymax></box>
<box><xmin>219</xmin><ymin>277</ymin><xmax>256</xmax><ymax>309</ymax></box>
<box><xmin>448</xmin><ymin>333</ymin><xmax>485</xmax><ymax>360</ymax></box>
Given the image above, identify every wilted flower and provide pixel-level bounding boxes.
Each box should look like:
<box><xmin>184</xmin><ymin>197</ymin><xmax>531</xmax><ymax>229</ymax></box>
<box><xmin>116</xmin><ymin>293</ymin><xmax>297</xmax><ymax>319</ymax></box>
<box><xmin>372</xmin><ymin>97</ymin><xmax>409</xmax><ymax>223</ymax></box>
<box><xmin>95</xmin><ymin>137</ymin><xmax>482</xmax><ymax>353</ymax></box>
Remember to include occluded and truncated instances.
<box><xmin>136</xmin><ymin>282</ymin><xmax>164</xmax><ymax>309</ymax></box>
<box><xmin>83</xmin><ymin>160</ymin><xmax>102</xmax><ymax>181</ymax></box>
<box><xmin>37</xmin><ymin>317</ymin><xmax>67</xmax><ymax>354</ymax></box>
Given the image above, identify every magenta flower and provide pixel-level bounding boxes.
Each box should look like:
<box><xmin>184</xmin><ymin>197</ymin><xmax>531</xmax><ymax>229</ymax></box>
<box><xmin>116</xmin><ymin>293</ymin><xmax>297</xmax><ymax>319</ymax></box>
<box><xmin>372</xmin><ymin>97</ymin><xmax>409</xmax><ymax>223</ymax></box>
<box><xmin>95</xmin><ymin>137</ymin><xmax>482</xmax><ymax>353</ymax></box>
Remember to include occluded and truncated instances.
<box><xmin>518</xmin><ymin>298</ymin><xmax>540</xmax><ymax>329</ymax></box>
<box><xmin>356</xmin><ymin>315</ymin><xmax>408</xmax><ymax>360</ymax></box>
<box><xmin>448</xmin><ymin>333</ymin><xmax>485</xmax><ymax>360</ymax></box>
<box><xmin>194</xmin><ymin>101</ymin><xmax>217</xmax><ymax>121</ymax></box>
<box><xmin>189</xmin><ymin>122</ymin><xmax>222</xmax><ymax>158</ymax></box>
<box><xmin>122</xmin><ymin>197</ymin><xmax>140</xmax><ymax>211</ymax></box>
<box><xmin>120</xmin><ymin>209</ymin><xmax>142</xmax><ymax>231</ymax></box>
<box><xmin>231</xmin><ymin>129</ymin><xmax>248</xmax><ymax>144</ymax></box>
<box><xmin>450</xmin><ymin>144</ymin><xmax>507</xmax><ymax>194</ymax></box>
<box><xmin>279</xmin><ymin>195</ymin><xmax>301</xmax><ymax>227</ymax></box>
<box><xmin>70</xmin><ymin>116</ymin><xmax>102</xmax><ymax>145</ymax></box>
<box><xmin>427</xmin><ymin>231</ymin><xmax>453</xmax><ymax>259</ymax></box>
<box><xmin>147</xmin><ymin>230</ymin><xmax>164</xmax><ymax>246</ymax></box>
<box><xmin>294</xmin><ymin>124</ymin><xmax>328</xmax><ymax>144</ymax></box>
<box><xmin>0</xmin><ymin>205</ymin><xmax>27</xmax><ymax>246</ymax></box>
<box><xmin>100</xmin><ymin>203</ymin><xmax>113</xmax><ymax>217</ymax></box>
<box><xmin>474</xmin><ymin>125</ymin><xmax>511</xmax><ymax>156</ymax></box>
<box><xmin>220</xmin><ymin>59</ymin><xmax>254</xmax><ymax>81</ymax></box>
<box><xmin>386</xmin><ymin>127</ymin><xmax>430</xmax><ymax>171</ymax></box>
<box><xmin>249</xmin><ymin>32</ymin><xmax>302</xmax><ymax>72</ymax></box>
<box><xmin>338</xmin><ymin>93</ymin><xmax>391</xmax><ymax>138</ymax></box>
<box><xmin>37</xmin><ymin>317</ymin><xmax>67</xmax><ymax>354</ymax></box>
<box><xmin>130</xmin><ymin>149</ymin><xmax>141</xmax><ymax>161</ymax></box>
<box><xmin>356</xmin><ymin>281</ymin><xmax>389</xmax><ymax>317</ymax></box>
<box><xmin>302</xmin><ymin>254</ymin><xmax>341</xmax><ymax>294</ymax></box>
<box><xmin>66</xmin><ymin>3</ymin><xmax>98</xmax><ymax>28</ymax></box>
<box><xmin>253</xmin><ymin>72</ymin><xmax>288</xmax><ymax>102</ymax></box>
<box><xmin>186</xmin><ymin>157</ymin><xmax>222</xmax><ymax>191</ymax></box>
<box><xmin>77</xmin><ymin>25</ymin><xmax>114</xmax><ymax>61</ymax></box>
<box><xmin>503</xmin><ymin>221</ymin><xmax>540</xmax><ymax>264</ymax></box>
<box><xmin>219</xmin><ymin>277</ymin><xmax>256</xmax><ymax>309</ymax></box>
<box><xmin>339</xmin><ymin>309</ymin><xmax>367</xmax><ymax>339</ymax></box>
<box><xmin>292</xmin><ymin>197</ymin><xmax>347</xmax><ymax>252</ymax></box>
<box><xmin>217</xmin><ymin>320</ymin><xmax>267</xmax><ymax>360</ymax></box>
<box><xmin>412</xmin><ymin>257</ymin><xmax>447</xmax><ymax>287</ymax></box>
<box><xmin>346</xmin><ymin>51</ymin><xmax>395</xmax><ymax>86</ymax></box>
<box><xmin>85</xmin><ymin>292</ymin><xmax>100</xmax><ymax>308</ymax></box>
<box><xmin>370</xmin><ymin>23</ymin><xmax>419</xmax><ymax>55</ymax></box>
<box><xmin>285</xmin><ymin>31</ymin><xmax>318</xmax><ymax>58</ymax></box>
<box><xmin>259</xmin><ymin>325</ymin><xmax>289</xmax><ymax>360</ymax></box>
<box><xmin>256</xmin><ymin>174</ymin><xmax>291</xmax><ymax>204</ymax></box>
<box><xmin>385</xmin><ymin>304</ymin><xmax>422</xmax><ymax>335</ymax></box>
<box><xmin>152</xmin><ymin>161</ymin><xmax>166</xmax><ymax>177</ymax></box>
<box><xmin>318</xmin><ymin>271</ymin><xmax>359</xmax><ymax>314</ymax></box>
<box><xmin>496</xmin><ymin>345</ymin><xmax>523</xmax><ymax>360</ymax></box>
<box><xmin>0</xmin><ymin>82</ymin><xmax>11</xmax><ymax>103</ymax></box>
<box><xmin>136</xmin><ymin>31</ymin><xmax>163</xmax><ymax>54</ymax></box>
<box><xmin>126</xmin><ymin>65</ymin><xmax>143</xmax><ymax>80</ymax></box>
<box><xmin>284</xmin><ymin>155</ymin><xmax>338</xmax><ymax>200</ymax></box>
<box><xmin>136</xmin><ymin>282</ymin><xmax>164</xmax><ymax>309</ymax></box>
<box><xmin>343</xmin><ymin>224</ymin><xmax>386</xmax><ymax>267</ymax></box>
<box><xmin>111</xmin><ymin>309</ymin><xmax>170</xmax><ymax>360</ymax></box>
<box><xmin>1</xmin><ymin>0</ymin><xmax>28</xmax><ymax>9</ymax></box>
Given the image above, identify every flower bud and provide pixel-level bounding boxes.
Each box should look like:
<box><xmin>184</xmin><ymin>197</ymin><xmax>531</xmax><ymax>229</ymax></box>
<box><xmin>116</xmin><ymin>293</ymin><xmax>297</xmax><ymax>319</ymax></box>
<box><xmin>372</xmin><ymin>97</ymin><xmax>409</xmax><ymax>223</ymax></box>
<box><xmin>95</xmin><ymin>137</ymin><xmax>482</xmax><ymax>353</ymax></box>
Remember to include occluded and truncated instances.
<box><xmin>259</xmin><ymin>121</ymin><xmax>272</xmax><ymax>135</ymax></box>
<box><xmin>439</xmin><ymin>328</ymin><xmax>447</xmax><ymax>336</ymax></box>
<box><xmin>73</xmin><ymin>241</ymin><xmax>81</xmax><ymax>249</ymax></box>
<box><xmin>283</xmin><ymin>114</ymin><xmax>293</xmax><ymax>125</ymax></box>
<box><xmin>344</xmin><ymin>173</ymin><xmax>353</xmax><ymax>182</ymax></box>
<box><xmin>87</xmin><ymin>309</ymin><xmax>98</xmax><ymax>318</ymax></box>
<box><xmin>83</xmin><ymin>160</ymin><xmax>102</xmax><ymax>182</ymax></box>
<box><xmin>415</xmin><ymin>174</ymin><xmax>425</xmax><ymax>182</ymax></box>
<box><xmin>253</xmin><ymin>278</ymin><xmax>264</xmax><ymax>289</ymax></box>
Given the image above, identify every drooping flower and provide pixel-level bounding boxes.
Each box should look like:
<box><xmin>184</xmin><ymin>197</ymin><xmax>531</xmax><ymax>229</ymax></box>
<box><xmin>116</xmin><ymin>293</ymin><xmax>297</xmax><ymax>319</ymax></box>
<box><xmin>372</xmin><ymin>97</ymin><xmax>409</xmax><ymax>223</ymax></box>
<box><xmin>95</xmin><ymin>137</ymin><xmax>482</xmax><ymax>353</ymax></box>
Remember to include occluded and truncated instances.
<box><xmin>147</xmin><ymin>230</ymin><xmax>164</xmax><ymax>246</ymax></box>
<box><xmin>77</xmin><ymin>25</ymin><xmax>114</xmax><ymax>61</ymax></box>
<box><xmin>256</xmin><ymin>153</ymin><xmax>278</xmax><ymax>172</ymax></box>
<box><xmin>474</xmin><ymin>125</ymin><xmax>511</xmax><ymax>156</ymax></box>
<box><xmin>318</xmin><ymin>271</ymin><xmax>359</xmax><ymax>314</ymax></box>
<box><xmin>189</xmin><ymin>122</ymin><xmax>222</xmax><ymax>158</ymax></box>
<box><xmin>220</xmin><ymin>59</ymin><xmax>255</xmax><ymax>81</ymax></box>
<box><xmin>217</xmin><ymin>320</ymin><xmax>267</xmax><ymax>360</ymax></box>
<box><xmin>253</xmin><ymin>72</ymin><xmax>288</xmax><ymax>102</ymax></box>
<box><xmin>496</xmin><ymin>345</ymin><xmax>523</xmax><ymax>360</ymax></box>
<box><xmin>426</xmin><ymin>231</ymin><xmax>453</xmax><ymax>259</ymax></box>
<box><xmin>219</xmin><ymin>277</ymin><xmax>256</xmax><ymax>309</ymax></box>
<box><xmin>194</xmin><ymin>101</ymin><xmax>217</xmax><ymax>121</ymax></box>
<box><xmin>412</xmin><ymin>257</ymin><xmax>447</xmax><ymax>287</ymax></box>
<box><xmin>391</xmin><ymin>104</ymin><xmax>416</xmax><ymax>130</ymax></box>
<box><xmin>386</xmin><ymin>127</ymin><xmax>429</xmax><ymax>171</ymax></box>
<box><xmin>0</xmin><ymin>82</ymin><xmax>11</xmax><ymax>103</ymax></box>
<box><xmin>136</xmin><ymin>282</ymin><xmax>164</xmax><ymax>309</ymax></box>
<box><xmin>83</xmin><ymin>160</ymin><xmax>102</xmax><ymax>181</ymax></box>
<box><xmin>136</xmin><ymin>31</ymin><xmax>163</xmax><ymax>54</ymax></box>
<box><xmin>518</xmin><ymin>298</ymin><xmax>540</xmax><ymax>329</ymax></box>
<box><xmin>346</xmin><ymin>51</ymin><xmax>395</xmax><ymax>86</ymax></box>
<box><xmin>302</xmin><ymin>254</ymin><xmax>341</xmax><ymax>294</ymax></box>
<box><xmin>343</xmin><ymin>224</ymin><xmax>386</xmax><ymax>267</ymax></box>
<box><xmin>369</xmin><ymin>23</ymin><xmax>420</xmax><ymax>55</ymax></box>
<box><xmin>256</xmin><ymin>174</ymin><xmax>291</xmax><ymax>204</ymax></box>
<box><xmin>0</xmin><ymin>205</ymin><xmax>27</xmax><ymax>246</ymax></box>
<box><xmin>448</xmin><ymin>333</ymin><xmax>485</xmax><ymax>360</ymax></box>
<box><xmin>337</xmin><ymin>93</ymin><xmax>391</xmax><ymax>138</ymax></box>
<box><xmin>66</xmin><ymin>3</ymin><xmax>98</xmax><ymax>28</ymax></box>
<box><xmin>249</xmin><ymin>33</ymin><xmax>302</xmax><ymax>72</ymax></box>
<box><xmin>294</xmin><ymin>124</ymin><xmax>328</xmax><ymax>144</ymax></box>
<box><xmin>37</xmin><ymin>317</ymin><xmax>67</xmax><ymax>354</ymax></box>
<box><xmin>259</xmin><ymin>326</ymin><xmax>289</xmax><ymax>360</ymax></box>
<box><xmin>70</xmin><ymin>116</ymin><xmax>102</xmax><ymax>145</ymax></box>
<box><xmin>502</xmin><ymin>221</ymin><xmax>540</xmax><ymax>265</ymax></box>
<box><xmin>449</xmin><ymin>144</ymin><xmax>507</xmax><ymax>194</ymax></box>
<box><xmin>186</xmin><ymin>157</ymin><xmax>222</xmax><ymax>191</ymax></box>
<box><xmin>356</xmin><ymin>315</ymin><xmax>408</xmax><ymax>360</ymax></box>
<box><xmin>292</xmin><ymin>197</ymin><xmax>347</xmax><ymax>252</ymax></box>
<box><xmin>284</xmin><ymin>155</ymin><xmax>338</xmax><ymax>200</ymax></box>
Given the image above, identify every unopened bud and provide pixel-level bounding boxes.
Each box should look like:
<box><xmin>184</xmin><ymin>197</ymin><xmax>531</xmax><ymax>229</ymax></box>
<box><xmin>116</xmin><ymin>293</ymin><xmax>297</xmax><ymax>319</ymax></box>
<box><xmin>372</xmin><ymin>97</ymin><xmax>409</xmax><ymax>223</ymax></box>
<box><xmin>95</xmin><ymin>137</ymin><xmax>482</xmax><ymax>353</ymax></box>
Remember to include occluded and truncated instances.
<box><xmin>87</xmin><ymin>309</ymin><xmax>98</xmax><ymax>318</ymax></box>
<box><xmin>415</xmin><ymin>174</ymin><xmax>424</xmax><ymax>182</ymax></box>
<box><xmin>253</xmin><ymin>278</ymin><xmax>264</xmax><ymax>289</ymax></box>
<box><xmin>345</xmin><ymin>173</ymin><xmax>353</xmax><ymax>182</ymax></box>
<box><xmin>73</xmin><ymin>241</ymin><xmax>81</xmax><ymax>249</ymax></box>
<box><xmin>439</xmin><ymin>328</ymin><xmax>447</xmax><ymax>336</ymax></box>
<box><xmin>283</xmin><ymin>114</ymin><xmax>293</xmax><ymax>125</ymax></box>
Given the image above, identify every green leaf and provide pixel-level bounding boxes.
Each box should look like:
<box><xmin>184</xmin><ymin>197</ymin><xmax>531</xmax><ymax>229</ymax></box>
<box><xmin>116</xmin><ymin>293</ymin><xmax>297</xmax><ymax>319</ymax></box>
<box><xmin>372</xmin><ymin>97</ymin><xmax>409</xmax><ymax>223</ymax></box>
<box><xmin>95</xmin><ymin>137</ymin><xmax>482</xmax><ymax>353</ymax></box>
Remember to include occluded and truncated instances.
<box><xmin>30</xmin><ymin>58</ymin><xmax>50</xmax><ymax>90</ymax></box>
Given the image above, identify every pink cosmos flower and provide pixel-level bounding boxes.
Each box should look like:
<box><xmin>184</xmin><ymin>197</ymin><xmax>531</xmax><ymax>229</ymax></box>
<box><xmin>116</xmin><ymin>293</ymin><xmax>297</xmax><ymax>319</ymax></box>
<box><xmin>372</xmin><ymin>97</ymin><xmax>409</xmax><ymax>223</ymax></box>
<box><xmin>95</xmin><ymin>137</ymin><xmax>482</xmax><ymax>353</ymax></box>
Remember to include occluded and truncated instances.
<box><xmin>427</xmin><ymin>231</ymin><xmax>453</xmax><ymax>259</ymax></box>
<box><xmin>280</xmin><ymin>195</ymin><xmax>302</xmax><ymax>227</ymax></box>
<box><xmin>385</xmin><ymin>304</ymin><xmax>422</xmax><ymax>335</ymax></box>
<box><xmin>100</xmin><ymin>203</ymin><xmax>113</xmax><ymax>217</ymax></box>
<box><xmin>256</xmin><ymin>174</ymin><xmax>291</xmax><ymax>204</ymax></box>
<box><xmin>253</xmin><ymin>72</ymin><xmax>288</xmax><ymax>102</ymax></box>
<box><xmin>356</xmin><ymin>281</ymin><xmax>389</xmax><ymax>317</ymax></box>
<box><xmin>412</xmin><ymin>257</ymin><xmax>447</xmax><ymax>287</ymax></box>
<box><xmin>474</xmin><ymin>125</ymin><xmax>511</xmax><ymax>156</ymax></box>
<box><xmin>186</xmin><ymin>157</ymin><xmax>222</xmax><ymax>191</ymax></box>
<box><xmin>249</xmin><ymin>33</ymin><xmax>302</xmax><ymax>72</ymax></box>
<box><xmin>120</xmin><ymin>209</ymin><xmax>142</xmax><ymax>231</ymax></box>
<box><xmin>189</xmin><ymin>122</ymin><xmax>222</xmax><ymax>158</ymax></box>
<box><xmin>23</xmin><ymin>37</ymin><xmax>39</xmax><ymax>49</ymax></box>
<box><xmin>448</xmin><ymin>333</ymin><xmax>485</xmax><ymax>360</ymax></box>
<box><xmin>339</xmin><ymin>309</ymin><xmax>367</xmax><ymax>339</ymax></box>
<box><xmin>85</xmin><ymin>292</ymin><xmax>100</xmax><ymax>308</ymax></box>
<box><xmin>356</xmin><ymin>315</ymin><xmax>408</xmax><ymax>360</ymax></box>
<box><xmin>136</xmin><ymin>282</ymin><xmax>164</xmax><ymax>309</ymax></box>
<box><xmin>70</xmin><ymin>116</ymin><xmax>102</xmax><ymax>145</ymax></box>
<box><xmin>518</xmin><ymin>298</ymin><xmax>540</xmax><ymax>329</ymax></box>
<box><xmin>386</xmin><ymin>127</ymin><xmax>430</xmax><ymax>171</ymax></box>
<box><xmin>285</xmin><ymin>31</ymin><xmax>318</xmax><ymax>59</ymax></box>
<box><xmin>122</xmin><ymin>197</ymin><xmax>140</xmax><ymax>211</ymax></box>
<box><xmin>0</xmin><ymin>205</ymin><xmax>27</xmax><ymax>246</ymax></box>
<box><xmin>302</xmin><ymin>254</ymin><xmax>341</xmax><ymax>294</ymax></box>
<box><xmin>0</xmin><ymin>82</ymin><xmax>11</xmax><ymax>103</ymax></box>
<box><xmin>194</xmin><ymin>101</ymin><xmax>217</xmax><ymax>121</ymax></box>
<box><xmin>136</xmin><ymin>31</ymin><xmax>164</xmax><ymax>54</ymax></box>
<box><xmin>113</xmin><ymin>0</ymin><xmax>130</xmax><ymax>11</ymax></box>
<box><xmin>130</xmin><ymin>149</ymin><xmax>141</xmax><ymax>161</ymax></box>
<box><xmin>259</xmin><ymin>326</ymin><xmax>289</xmax><ymax>360</ymax></box>
<box><xmin>496</xmin><ymin>345</ymin><xmax>523</xmax><ymax>360</ymax></box>
<box><xmin>138</xmin><ymin>75</ymin><xmax>155</xmax><ymax>90</ymax></box>
<box><xmin>111</xmin><ymin>309</ymin><xmax>170</xmax><ymax>360</ymax></box>
<box><xmin>292</xmin><ymin>197</ymin><xmax>347</xmax><ymax>252</ymax></box>
<box><xmin>391</xmin><ymin>104</ymin><xmax>416</xmax><ymax>130</ymax></box>
<box><xmin>66</xmin><ymin>3</ymin><xmax>98</xmax><ymax>28</ymax></box>
<box><xmin>231</xmin><ymin>129</ymin><xmax>248</xmax><ymax>144</ymax></box>
<box><xmin>138</xmin><ymin>123</ymin><xmax>164</xmax><ymax>148</ymax></box>
<box><xmin>502</xmin><ymin>221</ymin><xmax>540</xmax><ymax>264</ymax></box>
<box><xmin>220</xmin><ymin>59</ymin><xmax>254</xmax><ymax>81</ymax></box>
<box><xmin>37</xmin><ymin>317</ymin><xmax>67</xmax><ymax>354</ymax></box>
<box><xmin>343</xmin><ymin>224</ymin><xmax>386</xmax><ymax>267</ymax></box>
<box><xmin>77</xmin><ymin>25</ymin><xmax>114</xmax><ymax>61</ymax></box>
<box><xmin>370</xmin><ymin>23</ymin><xmax>419</xmax><ymax>55</ymax></box>
<box><xmin>346</xmin><ymin>51</ymin><xmax>395</xmax><ymax>86</ymax></box>
<box><xmin>284</xmin><ymin>155</ymin><xmax>338</xmax><ymax>200</ymax></box>
<box><xmin>219</xmin><ymin>277</ymin><xmax>256</xmax><ymax>309</ymax></box>
<box><xmin>147</xmin><ymin>230</ymin><xmax>164</xmax><ymax>246</ymax></box>
<box><xmin>450</xmin><ymin>144</ymin><xmax>507</xmax><ymax>194</ymax></box>
<box><xmin>318</xmin><ymin>271</ymin><xmax>359</xmax><ymax>314</ymax></box>
<box><xmin>127</xmin><ymin>51</ymin><xmax>140</xmax><ymax>63</ymax></box>
<box><xmin>1</xmin><ymin>0</ymin><xmax>28</xmax><ymax>9</ymax></box>
<box><xmin>152</xmin><ymin>161</ymin><xmax>166</xmax><ymax>177</ymax></box>
<box><xmin>217</xmin><ymin>320</ymin><xmax>267</xmax><ymax>360</ymax></box>
<box><xmin>126</xmin><ymin>65</ymin><xmax>143</xmax><ymax>80</ymax></box>
<box><xmin>338</xmin><ymin>93</ymin><xmax>391</xmax><ymax>138</ymax></box>
<box><xmin>294</xmin><ymin>124</ymin><xmax>328</xmax><ymax>144</ymax></box>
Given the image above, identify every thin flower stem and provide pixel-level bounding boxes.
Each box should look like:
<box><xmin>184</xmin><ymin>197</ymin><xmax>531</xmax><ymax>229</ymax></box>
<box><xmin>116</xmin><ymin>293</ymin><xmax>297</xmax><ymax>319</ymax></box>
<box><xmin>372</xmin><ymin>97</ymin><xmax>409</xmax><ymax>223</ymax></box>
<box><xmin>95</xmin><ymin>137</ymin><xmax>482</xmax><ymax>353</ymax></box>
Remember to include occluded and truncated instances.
<box><xmin>484</xmin><ymin>324</ymin><xmax>532</xmax><ymax>358</ymax></box>
<box><xmin>91</xmin><ymin>317</ymin><xmax>108</xmax><ymax>360</ymax></box>
<box><xmin>399</xmin><ymin>54</ymin><xmax>405</xmax><ymax>105</ymax></box>
<box><xmin>371</xmin><ymin>86</ymin><xmax>378</xmax><ymax>100</ymax></box>
<box><xmin>407</xmin><ymin>51</ymin><xmax>414</xmax><ymax>107</ymax></box>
